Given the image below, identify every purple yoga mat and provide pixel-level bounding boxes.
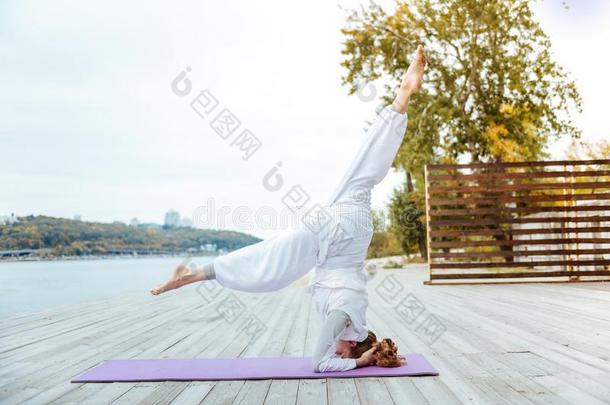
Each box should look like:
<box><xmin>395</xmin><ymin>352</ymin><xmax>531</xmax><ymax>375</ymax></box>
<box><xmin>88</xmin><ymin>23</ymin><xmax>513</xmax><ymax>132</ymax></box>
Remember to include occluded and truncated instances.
<box><xmin>72</xmin><ymin>354</ymin><xmax>438</xmax><ymax>382</ymax></box>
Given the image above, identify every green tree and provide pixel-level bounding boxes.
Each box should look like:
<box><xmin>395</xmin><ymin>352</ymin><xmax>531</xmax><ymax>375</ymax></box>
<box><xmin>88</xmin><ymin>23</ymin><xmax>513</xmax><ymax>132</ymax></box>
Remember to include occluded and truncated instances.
<box><xmin>340</xmin><ymin>0</ymin><xmax>582</xmax><ymax>258</ymax></box>
<box><xmin>389</xmin><ymin>177</ymin><xmax>427</xmax><ymax>257</ymax></box>
<box><xmin>367</xmin><ymin>209</ymin><xmax>403</xmax><ymax>258</ymax></box>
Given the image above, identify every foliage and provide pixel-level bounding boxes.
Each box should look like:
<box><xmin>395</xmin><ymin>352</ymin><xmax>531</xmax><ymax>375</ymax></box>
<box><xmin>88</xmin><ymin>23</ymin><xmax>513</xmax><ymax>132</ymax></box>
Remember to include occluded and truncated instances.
<box><xmin>0</xmin><ymin>216</ymin><xmax>260</xmax><ymax>257</ymax></box>
<box><xmin>341</xmin><ymin>0</ymin><xmax>582</xmax><ymax>176</ymax></box>
<box><xmin>340</xmin><ymin>0</ymin><xmax>582</xmax><ymax>258</ymax></box>
<box><xmin>389</xmin><ymin>183</ymin><xmax>426</xmax><ymax>256</ymax></box>
<box><xmin>565</xmin><ymin>138</ymin><xmax>610</xmax><ymax>160</ymax></box>
<box><xmin>367</xmin><ymin>210</ymin><xmax>404</xmax><ymax>258</ymax></box>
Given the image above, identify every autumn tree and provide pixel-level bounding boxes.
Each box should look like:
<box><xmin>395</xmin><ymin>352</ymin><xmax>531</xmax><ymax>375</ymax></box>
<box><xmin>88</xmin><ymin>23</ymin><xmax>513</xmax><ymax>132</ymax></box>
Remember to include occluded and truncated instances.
<box><xmin>566</xmin><ymin>139</ymin><xmax>610</xmax><ymax>161</ymax></box>
<box><xmin>340</xmin><ymin>0</ymin><xmax>582</xmax><ymax>257</ymax></box>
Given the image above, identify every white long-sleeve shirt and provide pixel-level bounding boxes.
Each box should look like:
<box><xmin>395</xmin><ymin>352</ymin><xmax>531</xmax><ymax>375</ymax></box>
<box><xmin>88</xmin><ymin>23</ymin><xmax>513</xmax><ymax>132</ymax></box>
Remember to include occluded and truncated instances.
<box><xmin>311</xmin><ymin>310</ymin><xmax>357</xmax><ymax>372</ymax></box>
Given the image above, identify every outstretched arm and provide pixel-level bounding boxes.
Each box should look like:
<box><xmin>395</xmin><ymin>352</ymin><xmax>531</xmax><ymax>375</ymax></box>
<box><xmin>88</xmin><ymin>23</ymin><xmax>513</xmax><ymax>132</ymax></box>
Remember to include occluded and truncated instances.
<box><xmin>312</xmin><ymin>310</ymin><xmax>357</xmax><ymax>373</ymax></box>
<box><xmin>312</xmin><ymin>310</ymin><xmax>357</xmax><ymax>372</ymax></box>
<box><xmin>312</xmin><ymin>310</ymin><xmax>378</xmax><ymax>372</ymax></box>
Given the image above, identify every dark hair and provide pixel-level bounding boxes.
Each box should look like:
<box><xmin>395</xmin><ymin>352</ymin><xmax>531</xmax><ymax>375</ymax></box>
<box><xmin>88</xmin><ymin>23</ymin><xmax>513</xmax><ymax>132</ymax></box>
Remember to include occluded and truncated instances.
<box><xmin>348</xmin><ymin>330</ymin><xmax>405</xmax><ymax>367</ymax></box>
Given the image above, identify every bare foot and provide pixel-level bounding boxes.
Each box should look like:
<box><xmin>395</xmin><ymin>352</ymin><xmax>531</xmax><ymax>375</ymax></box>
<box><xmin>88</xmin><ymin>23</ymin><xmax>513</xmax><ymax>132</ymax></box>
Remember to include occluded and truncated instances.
<box><xmin>393</xmin><ymin>45</ymin><xmax>426</xmax><ymax>113</ymax></box>
<box><xmin>150</xmin><ymin>265</ymin><xmax>191</xmax><ymax>295</ymax></box>
<box><xmin>401</xmin><ymin>45</ymin><xmax>426</xmax><ymax>94</ymax></box>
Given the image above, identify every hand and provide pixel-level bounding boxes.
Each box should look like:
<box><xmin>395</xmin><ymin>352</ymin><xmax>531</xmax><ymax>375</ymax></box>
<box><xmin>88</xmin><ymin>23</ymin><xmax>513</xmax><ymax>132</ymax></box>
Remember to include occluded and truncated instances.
<box><xmin>356</xmin><ymin>346</ymin><xmax>377</xmax><ymax>367</ymax></box>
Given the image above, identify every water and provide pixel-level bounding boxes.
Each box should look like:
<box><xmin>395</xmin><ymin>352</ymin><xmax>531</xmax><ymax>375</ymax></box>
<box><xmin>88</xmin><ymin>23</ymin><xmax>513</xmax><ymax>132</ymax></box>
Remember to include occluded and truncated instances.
<box><xmin>0</xmin><ymin>256</ymin><xmax>214</xmax><ymax>317</ymax></box>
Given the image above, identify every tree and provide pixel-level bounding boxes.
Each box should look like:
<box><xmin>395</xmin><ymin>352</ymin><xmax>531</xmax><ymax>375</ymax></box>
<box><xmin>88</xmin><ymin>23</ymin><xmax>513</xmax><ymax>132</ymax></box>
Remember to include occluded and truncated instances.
<box><xmin>565</xmin><ymin>139</ymin><xmax>610</xmax><ymax>161</ymax></box>
<box><xmin>367</xmin><ymin>209</ymin><xmax>403</xmax><ymax>258</ymax></box>
<box><xmin>340</xmin><ymin>0</ymin><xmax>582</xmax><ymax>258</ymax></box>
<box><xmin>389</xmin><ymin>180</ymin><xmax>427</xmax><ymax>257</ymax></box>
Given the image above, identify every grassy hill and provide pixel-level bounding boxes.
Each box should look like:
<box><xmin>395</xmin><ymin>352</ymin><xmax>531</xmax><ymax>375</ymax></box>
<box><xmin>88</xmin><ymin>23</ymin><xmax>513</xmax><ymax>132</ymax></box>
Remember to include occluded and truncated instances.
<box><xmin>0</xmin><ymin>215</ymin><xmax>261</xmax><ymax>258</ymax></box>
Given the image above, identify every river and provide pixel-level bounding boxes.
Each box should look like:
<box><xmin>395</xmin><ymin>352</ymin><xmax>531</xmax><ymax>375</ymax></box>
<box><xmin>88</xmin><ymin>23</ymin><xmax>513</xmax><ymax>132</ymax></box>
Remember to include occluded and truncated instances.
<box><xmin>0</xmin><ymin>256</ymin><xmax>214</xmax><ymax>317</ymax></box>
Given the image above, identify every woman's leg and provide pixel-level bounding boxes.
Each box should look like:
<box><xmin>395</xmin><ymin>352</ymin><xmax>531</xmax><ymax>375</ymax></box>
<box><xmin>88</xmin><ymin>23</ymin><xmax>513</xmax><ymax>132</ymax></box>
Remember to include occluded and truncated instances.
<box><xmin>392</xmin><ymin>45</ymin><xmax>426</xmax><ymax>114</ymax></box>
<box><xmin>326</xmin><ymin>46</ymin><xmax>426</xmax><ymax>207</ymax></box>
<box><xmin>150</xmin><ymin>224</ymin><xmax>319</xmax><ymax>295</ymax></box>
<box><xmin>212</xmin><ymin>224</ymin><xmax>318</xmax><ymax>293</ymax></box>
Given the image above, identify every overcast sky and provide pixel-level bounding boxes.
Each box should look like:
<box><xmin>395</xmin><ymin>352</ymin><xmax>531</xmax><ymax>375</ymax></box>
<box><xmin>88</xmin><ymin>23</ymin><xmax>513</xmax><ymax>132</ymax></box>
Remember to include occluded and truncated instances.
<box><xmin>1</xmin><ymin>0</ymin><xmax>608</xmax><ymax>238</ymax></box>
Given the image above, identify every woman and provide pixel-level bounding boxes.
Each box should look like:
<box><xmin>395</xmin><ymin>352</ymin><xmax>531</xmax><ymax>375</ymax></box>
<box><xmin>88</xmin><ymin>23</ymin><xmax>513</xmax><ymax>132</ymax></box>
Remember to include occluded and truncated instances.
<box><xmin>151</xmin><ymin>45</ymin><xmax>426</xmax><ymax>372</ymax></box>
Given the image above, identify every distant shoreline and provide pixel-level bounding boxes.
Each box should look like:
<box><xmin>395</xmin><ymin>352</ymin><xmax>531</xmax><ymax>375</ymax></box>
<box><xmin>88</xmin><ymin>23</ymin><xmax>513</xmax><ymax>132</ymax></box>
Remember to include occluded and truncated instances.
<box><xmin>0</xmin><ymin>252</ymin><xmax>221</xmax><ymax>263</ymax></box>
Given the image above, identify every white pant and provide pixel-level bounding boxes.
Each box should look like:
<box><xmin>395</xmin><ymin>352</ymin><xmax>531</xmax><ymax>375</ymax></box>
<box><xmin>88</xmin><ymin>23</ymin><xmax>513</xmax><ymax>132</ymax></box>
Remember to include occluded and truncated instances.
<box><xmin>213</xmin><ymin>106</ymin><xmax>408</xmax><ymax>294</ymax></box>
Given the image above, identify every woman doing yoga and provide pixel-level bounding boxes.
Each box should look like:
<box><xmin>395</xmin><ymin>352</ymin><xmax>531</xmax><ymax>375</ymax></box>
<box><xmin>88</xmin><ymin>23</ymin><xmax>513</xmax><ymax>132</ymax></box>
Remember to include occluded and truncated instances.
<box><xmin>151</xmin><ymin>45</ymin><xmax>426</xmax><ymax>372</ymax></box>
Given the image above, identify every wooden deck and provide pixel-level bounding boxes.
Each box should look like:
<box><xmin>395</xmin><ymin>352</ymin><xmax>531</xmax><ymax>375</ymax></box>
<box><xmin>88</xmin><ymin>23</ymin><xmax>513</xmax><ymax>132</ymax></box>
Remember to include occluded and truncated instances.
<box><xmin>1</xmin><ymin>264</ymin><xmax>610</xmax><ymax>404</ymax></box>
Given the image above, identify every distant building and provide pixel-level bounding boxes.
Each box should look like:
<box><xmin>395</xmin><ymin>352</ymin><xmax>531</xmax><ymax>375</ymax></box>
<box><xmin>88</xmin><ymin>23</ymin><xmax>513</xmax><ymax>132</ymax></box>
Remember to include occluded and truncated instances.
<box><xmin>73</xmin><ymin>214</ymin><xmax>82</xmax><ymax>221</ymax></box>
<box><xmin>141</xmin><ymin>223</ymin><xmax>162</xmax><ymax>229</ymax></box>
<box><xmin>164</xmin><ymin>210</ymin><xmax>180</xmax><ymax>227</ymax></box>
<box><xmin>201</xmin><ymin>243</ymin><xmax>217</xmax><ymax>252</ymax></box>
<box><xmin>179</xmin><ymin>217</ymin><xmax>192</xmax><ymax>228</ymax></box>
<box><xmin>130</xmin><ymin>217</ymin><xmax>140</xmax><ymax>227</ymax></box>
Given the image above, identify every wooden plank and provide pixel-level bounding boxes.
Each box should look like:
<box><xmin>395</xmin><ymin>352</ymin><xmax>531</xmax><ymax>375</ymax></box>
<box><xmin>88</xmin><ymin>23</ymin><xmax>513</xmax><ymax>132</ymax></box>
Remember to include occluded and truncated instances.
<box><xmin>430</xmin><ymin>238</ymin><xmax>610</xmax><ymax>248</ymax></box>
<box><xmin>429</xmin><ymin>270</ymin><xmax>610</xmax><ymax>280</ymax></box>
<box><xmin>428</xmin><ymin>169</ymin><xmax>610</xmax><ymax>182</ymax></box>
<box><xmin>424</xmin><ymin>165</ymin><xmax>433</xmax><ymax>284</ymax></box>
<box><xmin>296</xmin><ymin>379</ymin><xmax>327</xmax><ymax>405</ymax></box>
<box><xmin>429</xmin><ymin>215</ymin><xmax>610</xmax><ymax>227</ymax></box>
<box><xmin>354</xmin><ymin>378</ymin><xmax>394</xmax><ymax>404</ymax></box>
<box><xmin>430</xmin><ymin>262</ymin><xmax>610</xmax><ymax>271</ymax></box>
<box><xmin>199</xmin><ymin>380</ymin><xmax>246</xmax><ymax>405</ymax></box>
<box><xmin>381</xmin><ymin>377</ymin><xmax>429</xmax><ymax>405</ymax></box>
<box><xmin>263</xmin><ymin>379</ymin><xmax>299</xmax><ymax>405</ymax></box>
<box><xmin>430</xmin><ymin>226</ymin><xmax>610</xmax><ymax>238</ymax></box>
<box><xmin>169</xmin><ymin>382</ymin><xmax>215</xmax><ymax>405</ymax></box>
<box><xmin>430</xmin><ymin>204</ymin><xmax>610</xmax><ymax>216</ymax></box>
<box><xmin>428</xmin><ymin>181</ymin><xmax>610</xmax><ymax>195</ymax></box>
<box><xmin>427</xmin><ymin>159</ymin><xmax>610</xmax><ymax>170</ymax></box>
<box><xmin>327</xmin><ymin>378</ymin><xmax>360</xmax><ymax>405</ymax></box>
<box><xmin>264</xmin><ymin>290</ymin><xmax>309</xmax><ymax>405</ymax></box>
<box><xmin>431</xmin><ymin>248</ymin><xmax>610</xmax><ymax>259</ymax></box>
<box><xmin>429</xmin><ymin>192</ymin><xmax>610</xmax><ymax>206</ymax></box>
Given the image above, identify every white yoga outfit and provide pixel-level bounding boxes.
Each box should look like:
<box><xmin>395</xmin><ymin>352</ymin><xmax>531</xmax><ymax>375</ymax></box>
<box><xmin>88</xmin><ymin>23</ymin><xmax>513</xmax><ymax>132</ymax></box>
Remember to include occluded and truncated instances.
<box><xmin>211</xmin><ymin>105</ymin><xmax>408</xmax><ymax>372</ymax></box>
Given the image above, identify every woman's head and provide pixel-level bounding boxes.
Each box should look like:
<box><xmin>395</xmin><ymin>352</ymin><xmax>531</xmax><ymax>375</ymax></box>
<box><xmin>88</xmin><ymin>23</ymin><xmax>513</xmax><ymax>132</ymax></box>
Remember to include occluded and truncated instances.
<box><xmin>335</xmin><ymin>330</ymin><xmax>405</xmax><ymax>367</ymax></box>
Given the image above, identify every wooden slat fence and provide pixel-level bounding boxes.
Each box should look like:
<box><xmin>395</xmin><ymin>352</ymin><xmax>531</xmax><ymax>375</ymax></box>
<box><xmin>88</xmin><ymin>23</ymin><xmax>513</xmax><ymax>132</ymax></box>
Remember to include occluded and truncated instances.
<box><xmin>424</xmin><ymin>159</ymin><xmax>610</xmax><ymax>284</ymax></box>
